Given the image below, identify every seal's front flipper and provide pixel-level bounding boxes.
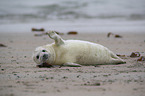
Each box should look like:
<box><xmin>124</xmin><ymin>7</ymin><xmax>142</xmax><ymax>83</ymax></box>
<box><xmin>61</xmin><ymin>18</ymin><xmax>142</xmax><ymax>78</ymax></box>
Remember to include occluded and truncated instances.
<box><xmin>48</xmin><ymin>31</ymin><xmax>65</xmax><ymax>46</ymax></box>
<box><xmin>62</xmin><ymin>63</ymin><xmax>82</xmax><ymax>67</ymax></box>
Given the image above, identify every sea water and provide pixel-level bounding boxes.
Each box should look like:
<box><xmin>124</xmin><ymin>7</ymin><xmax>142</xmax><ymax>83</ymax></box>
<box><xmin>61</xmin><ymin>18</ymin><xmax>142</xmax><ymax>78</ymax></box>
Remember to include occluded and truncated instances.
<box><xmin>0</xmin><ymin>0</ymin><xmax>145</xmax><ymax>33</ymax></box>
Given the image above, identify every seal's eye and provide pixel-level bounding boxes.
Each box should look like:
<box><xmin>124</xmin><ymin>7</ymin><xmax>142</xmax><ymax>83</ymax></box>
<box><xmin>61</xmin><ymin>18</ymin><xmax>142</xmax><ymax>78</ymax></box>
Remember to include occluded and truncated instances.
<box><xmin>36</xmin><ymin>55</ymin><xmax>39</xmax><ymax>59</ymax></box>
<box><xmin>42</xmin><ymin>50</ymin><xmax>46</xmax><ymax>52</ymax></box>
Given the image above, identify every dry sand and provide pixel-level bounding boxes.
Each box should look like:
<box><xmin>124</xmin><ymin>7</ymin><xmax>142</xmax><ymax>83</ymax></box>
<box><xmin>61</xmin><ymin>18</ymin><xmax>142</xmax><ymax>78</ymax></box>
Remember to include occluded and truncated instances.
<box><xmin>0</xmin><ymin>32</ymin><xmax>145</xmax><ymax>96</ymax></box>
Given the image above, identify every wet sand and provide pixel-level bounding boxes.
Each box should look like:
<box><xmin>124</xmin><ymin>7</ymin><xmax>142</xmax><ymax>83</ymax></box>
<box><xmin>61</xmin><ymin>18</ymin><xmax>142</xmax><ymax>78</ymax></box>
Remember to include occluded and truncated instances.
<box><xmin>0</xmin><ymin>32</ymin><xmax>145</xmax><ymax>96</ymax></box>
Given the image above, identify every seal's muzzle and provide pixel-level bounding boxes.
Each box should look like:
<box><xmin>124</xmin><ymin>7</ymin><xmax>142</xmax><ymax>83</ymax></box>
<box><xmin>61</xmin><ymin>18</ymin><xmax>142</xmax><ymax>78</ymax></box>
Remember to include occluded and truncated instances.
<box><xmin>42</xmin><ymin>54</ymin><xmax>49</xmax><ymax>60</ymax></box>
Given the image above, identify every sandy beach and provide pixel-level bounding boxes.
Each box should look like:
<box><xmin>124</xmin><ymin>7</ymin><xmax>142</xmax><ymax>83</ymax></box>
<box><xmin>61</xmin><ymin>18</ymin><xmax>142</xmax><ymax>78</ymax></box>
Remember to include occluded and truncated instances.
<box><xmin>0</xmin><ymin>32</ymin><xmax>145</xmax><ymax>96</ymax></box>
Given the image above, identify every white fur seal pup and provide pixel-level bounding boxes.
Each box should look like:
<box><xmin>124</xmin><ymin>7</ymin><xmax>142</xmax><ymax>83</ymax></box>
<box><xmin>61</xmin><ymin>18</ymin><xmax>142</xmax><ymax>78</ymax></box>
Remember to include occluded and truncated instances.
<box><xmin>33</xmin><ymin>31</ymin><xmax>125</xmax><ymax>67</ymax></box>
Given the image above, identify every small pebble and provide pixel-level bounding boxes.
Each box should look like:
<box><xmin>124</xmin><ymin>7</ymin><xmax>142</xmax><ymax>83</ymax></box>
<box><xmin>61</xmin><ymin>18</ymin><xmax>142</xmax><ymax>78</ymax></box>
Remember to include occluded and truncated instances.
<box><xmin>1</xmin><ymin>69</ymin><xmax>4</xmax><ymax>71</ymax></box>
<box><xmin>77</xmin><ymin>75</ymin><xmax>80</xmax><ymax>78</ymax></box>
<box><xmin>94</xmin><ymin>82</ymin><xmax>101</xmax><ymax>86</ymax></box>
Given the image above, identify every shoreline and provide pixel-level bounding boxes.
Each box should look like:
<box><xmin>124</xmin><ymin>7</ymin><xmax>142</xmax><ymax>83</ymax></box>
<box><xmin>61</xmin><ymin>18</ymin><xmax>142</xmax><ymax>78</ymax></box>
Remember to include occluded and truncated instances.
<box><xmin>0</xmin><ymin>19</ymin><xmax>145</xmax><ymax>34</ymax></box>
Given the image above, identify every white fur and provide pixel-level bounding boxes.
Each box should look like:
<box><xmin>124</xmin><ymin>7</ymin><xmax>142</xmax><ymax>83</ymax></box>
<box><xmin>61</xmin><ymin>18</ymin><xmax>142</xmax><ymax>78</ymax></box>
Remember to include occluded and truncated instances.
<box><xmin>33</xmin><ymin>39</ymin><xmax>125</xmax><ymax>66</ymax></box>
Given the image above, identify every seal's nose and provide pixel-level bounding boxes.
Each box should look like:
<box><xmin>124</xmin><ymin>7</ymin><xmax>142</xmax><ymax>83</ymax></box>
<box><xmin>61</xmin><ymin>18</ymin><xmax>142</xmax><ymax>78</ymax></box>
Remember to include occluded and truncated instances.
<box><xmin>42</xmin><ymin>54</ymin><xmax>48</xmax><ymax>59</ymax></box>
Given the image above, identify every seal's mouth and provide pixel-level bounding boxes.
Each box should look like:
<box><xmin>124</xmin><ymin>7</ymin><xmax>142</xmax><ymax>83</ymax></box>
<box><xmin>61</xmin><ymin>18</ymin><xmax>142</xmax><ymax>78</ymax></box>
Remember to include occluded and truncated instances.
<box><xmin>37</xmin><ymin>62</ymin><xmax>53</xmax><ymax>68</ymax></box>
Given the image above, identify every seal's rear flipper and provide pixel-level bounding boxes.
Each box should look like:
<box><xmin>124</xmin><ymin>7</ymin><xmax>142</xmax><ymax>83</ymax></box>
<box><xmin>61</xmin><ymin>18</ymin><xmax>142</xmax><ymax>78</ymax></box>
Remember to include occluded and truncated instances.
<box><xmin>62</xmin><ymin>63</ymin><xmax>82</xmax><ymax>67</ymax></box>
<box><xmin>48</xmin><ymin>31</ymin><xmax>65</xmax><ymax>46</ymax></box>
<box><xmin>110</xmin><ymin>58</ymin><xmax>126</xmax><ymax>64</ymax></box>
<box><xmin>109</xmin><ymin>52</ymin><xmax>126</xmax><ymax>64</ymax></box>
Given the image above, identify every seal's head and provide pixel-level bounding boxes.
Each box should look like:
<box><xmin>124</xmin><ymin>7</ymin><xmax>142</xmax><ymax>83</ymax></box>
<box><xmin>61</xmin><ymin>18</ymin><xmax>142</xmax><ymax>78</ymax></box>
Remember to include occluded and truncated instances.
<box><xmin>33</xmin><ymin>46</ymin><xmax>55</xmax><ymax>68</ymax></box>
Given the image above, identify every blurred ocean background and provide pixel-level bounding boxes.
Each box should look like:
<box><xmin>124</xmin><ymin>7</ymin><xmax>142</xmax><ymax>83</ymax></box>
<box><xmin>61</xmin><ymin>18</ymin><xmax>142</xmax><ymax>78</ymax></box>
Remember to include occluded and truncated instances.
<box><xmin>0</xmin><ymin>0</ymin><xmax>145</xmax><ymax>33</ymax></box>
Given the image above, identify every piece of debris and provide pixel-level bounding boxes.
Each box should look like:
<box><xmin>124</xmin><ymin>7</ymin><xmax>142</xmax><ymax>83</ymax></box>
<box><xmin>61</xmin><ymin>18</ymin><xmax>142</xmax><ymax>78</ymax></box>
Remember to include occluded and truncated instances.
<box><xmin>116</xmin><ymin>54</ymin><xmax>126</xmax><ymax>57</ymax></box>
<box><xmin>0</xmin><ymin>43</ymin><xmax>7</xmax><ymax>47</ymax></box>
<box><xmin>67</xmin><ymin>31</ymin><xmax>78</xmax><ymax>35</ymax></box>
<box><xmin>32</xmin><ymin>28</ymin><xmax>45</xmax><ymax>32</ymax></box>
<box><xmin>137</xmin><ymin>56</ymin><xmax>145</xmax><ymax>61</ymax></box>
<box><xmin>107</xmin><ymin>32</ymin><xmax>122</xmax><ymax>38</ymax></box>
<box><xmin>130</xmin><ymin>52</ymin><xmax>140</xmax><ymax>57</ymax></box>
<box><xmin>114</xmin><ymin>34</ymin><xmax>122</xmax><ymax>38</ymax></box>
<box><xmin>107</xmin><ymin>32</ymin><xmax>112</xmax><ymax>37</ymax></box>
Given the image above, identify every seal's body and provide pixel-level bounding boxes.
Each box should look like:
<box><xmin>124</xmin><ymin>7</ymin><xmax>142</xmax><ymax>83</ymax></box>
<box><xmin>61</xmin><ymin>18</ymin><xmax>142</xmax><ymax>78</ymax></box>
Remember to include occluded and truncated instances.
<box><xmin>33</xmin><ymin>31</ymin><xmax>125</xmax><ymax>67</ymax></box>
